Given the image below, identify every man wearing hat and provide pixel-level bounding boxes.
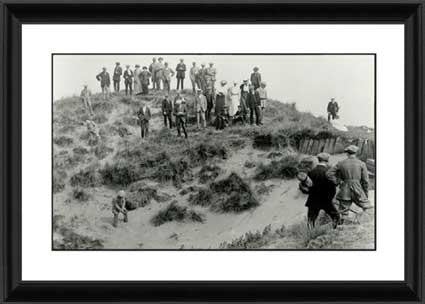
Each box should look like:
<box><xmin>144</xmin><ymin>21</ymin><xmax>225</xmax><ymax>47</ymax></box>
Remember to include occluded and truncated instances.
<box><xmin>112</xmin><ymin>190</ymin><xmax>128</xmax><ymax>228</ymax></box>
<box><xmin>176</xmin><ymin>58</ymin><xmax>187</xmax><ymax>90</ymax></box>
<box><xmin>96</xmin><ymin>67</ymin><xmax>111</xmax><ymax>100</ymax></box>
<box><xmin>302</xmin><ymin>152</ymin><xmax>340</xmax><ymax>229</ymax></box>
<box><xmin>195</xmin><ymin>88</ymin><xmax>207</xmax><ymax>129</ymax></box>
<box><xmin>190</xmin><ymin>62</ymin><xmax>200</xmax><ymax>93</ymax></box>
<box><xmin>139</xmin><ymin>66</ymin><xmax>152</xmax><ymax>95</ymax></box>
<box><xmin>199</xmin><ymin>63</ymin><xmax>207</xmax><ymax>91</ymax></box>
<box><xmin>246</xmin><ymin>84</ymin><xmax>262</xmax><ymax>125</ymax></box>
<box><xmin>162</xmin><ymin>62</ymin><xmax>175</xmax><ymax>93</ymax></box>
<box><xmin>80</xmin><ymin>84</ymin><xmax>93</xmax><ymax>115</ymax></box>
<box><xmin>137</xmin><ymin>102</ymin><xmax>152</xmax><ymax>139</ymax></box>
<box><xmin>149</xmin><ymin>57</ymin><xmax>159</xmax><ymax>90</ymax></box>
<box><xmin>161</xmin><ymin>93</ymin><xmax>174</xmax><ymax>128</ymax></box>
<box><xmin>113</xmin><ymin>62</ymin><xmax>123</xmax><ymax>93</ymax></box>
<box><xmin>250</xmin><ymin>66</ymin><xmax>262</xmax><ymax>90</ymax></box>
<box><xmin>327</xmin><ymin>98</ymin><xmax>339</xmax><ymax>122</ymax></box>
<box><xmin>327</xmin><ymin>145</ymin><xmax>372</xmax><ymax>220</ymax></box>
<box><xmin>133</xmin><ymin>64</ymin><xmax>142</xmax><ymax>94</ymax></box>
<box><xmin>123</xmin><ymin>65</ymin><xmax>134</xmax><ymax>96</ymax></box>
<box><xmin>173</xmin><ymin>94</ymin><xmax>188</xmax><ymax>138</ymax></box>
<box><xmin>205</xmin><ymin>62</ymin><xmax>217</xmax><ymax>89</ymax></box>
<box><xmin>156</xmin><ymin>57</ymin><xmax>165</xmax><ymax>90</ymax></box>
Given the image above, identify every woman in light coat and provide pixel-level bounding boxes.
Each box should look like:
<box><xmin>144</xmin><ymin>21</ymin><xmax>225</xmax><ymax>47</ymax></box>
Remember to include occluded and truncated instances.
<box><xmin>228</xmin><ymin>81</ymin><xmax>240</xmax><ymax>117</ymax></box>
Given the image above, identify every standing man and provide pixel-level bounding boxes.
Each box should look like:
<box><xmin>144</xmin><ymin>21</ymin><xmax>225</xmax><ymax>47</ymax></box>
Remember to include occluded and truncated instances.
<box><xmin>113</xmin><ymin>62</ymin><xmax>123</xmax><ymax>93</ymax></box>
<box><xmin>137</xmin><ymin>102</ymin><xmax>152</xmax><ymax>139</ymax></box>
<box><xmin>161</xmin><ymin>93</ymin><xmax>174</xmax><ymax>128</ymax></box>
<box><xmin>205</xmin><ymin>81</ymin><xmax>215</xmax><ymax>124</ymax></box>
<box><xmin>112</xmin><ymin>190</ymin><xmax>128</xmax><ymax>228</ymax></box>
<box><xmin>327</xmin><ymin>98</ymin><xmax>340</xmax><ymax>122</ymax></box>
<box><xmin>80</xmin><ymin>84</ymin><xmax>94</xmax><ymax>115</ymax></box>
<box><xmin>123</xmin><ymin>65</ymin><xmax>134</xmax><ymax>96</ymax></box>
<box><xmin>133</xmin><ymin>64</ymin><xmax>142</xmax><ymax>95</ymax></box>
<box><xmin>302</xmin><ymin>153</ymin><xmax>340</xmax><ymax>229</ymax></box>
<box><xmin>176</xmin><ymin>58</ymin><xmax>186</xmax><ymax>90</ymax></box>
<box><xmin>174</xmin><ymin>95</ymin><xmax>188</xmax><ymax>138</ymax></box>
<box><xmin>190</xmin><ymin>62</ymin><xmax>200</xmax><ymax>93</ymax></box>
<box><xmin>327</xmin><ymin>145</ymin><xmax>372</xmax><ymax>221</ymax></box>
<box><xmin>199</xmin><ymin>63</ymin><xmax>207</xmax><ymax>91</ymax></box>
<box><xmin>205</xmin><ymin>62</ymin><xmax>217</xmax><ymax>90</ymax></box>
<box><xmin>246</xmin><ymin>84</ymin><xmax>262</xmax><ymax>125</ymax></box>
<box><xmin>156</xmin><ymin>57</ymin><xmax>165</xmax><ymax>90</ymax></box>
<box><xmin>195</xmin><ymin>88</ymin><xmax>207</xmax><ymax>129</ymax></box>
<box><xmin>240</xmin><ymin>79</ymin><xmax>250</xmax><ymax>122</ymax></box>
<box><xmin>215</xmin><ymin>80</ymin><xmax>227</xmax><ymax>130</ymax></box>
<box><xmin>139</xmin><ymin>66</ymin><xmax>152</xmax><ymax>95</ymax></box>
<box><xmin>250</xmin><ymin>66</ymin><xmax>262</xmax><ymax>89</ymax></box>
<box><xmin>256</xmin><ymin>81</ymin><xmax>268</xmax><ymax>111</ymax></box>
<box><xmin>96</xmin><ymin>67</ymin><xmax>111</xmax><ymax>100</ymax></box>
<box><xmin>149</xmin><ymin>57</ymin><xmax>158</xmax><ymax>90</ymax></box>
<box><xmin>162</xmin><ymin>62</ymin><xmax>175</xmax><ymax>92</ymax></box>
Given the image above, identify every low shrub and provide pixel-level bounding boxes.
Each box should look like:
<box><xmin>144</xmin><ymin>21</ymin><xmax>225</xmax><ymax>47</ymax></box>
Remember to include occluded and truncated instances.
<box><xmin>219</xmin><ymin>225</ymin><xmax>272</xmax><ymax>249</ymax></box>
<box><xmin>73</xmin><ymin>146</ymin><xmax>89</xmax><ymax>155</ymax></box>
<box><xmin>99</xmin><ymin>161</ymin><xmax>142</xmax><ymax>186</ymax></box>
<box><xmin>254</xmin><ymin>155</ymin><xmax>300</xmax><ymax>181</ymax></box>
<box><xmin>53</xmin><ymin>170</ymin><xmax>66</xmax><ymax>194</ymax></box>
<box><xmin>72</xmin><ymin>188</ymin><xmax>91</xmax><ymax>202</ymax></box>
<box><xmin>93</xmin><ymin>143</ymin><xmax>114</xmax><ymax>160</ymax></box>
<box><xmin>198</xmin><ymin>164</ymin><xmax>222</xmax><ymax>184</ymax></box>
<box><xmin>151</xmin><ymin>201</ymin><xmax>205</xmax><ymax>226</ymax></box>
<box><xmin>53</xmin><ymin>136</ymin><xmax>74</xmax><ymax>147</ymax></box>
<box><xmin>70</xmin><ymin>164</ymin><xmax>101</xmax><ymax>188</ymax></box>
<box><xmin>92</xmin><ymin>113</ymin><xmax>108</xmax><ymax>124</ymax></box>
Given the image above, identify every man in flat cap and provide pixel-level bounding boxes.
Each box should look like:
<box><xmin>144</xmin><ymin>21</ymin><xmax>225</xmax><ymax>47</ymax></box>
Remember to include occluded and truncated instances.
<box><xmin>113</xmin><ymin>62</ymin><xmax>123</xmax><ymax>93</ymax></box>
<box><xmin>149</xmin><ymin>57</ymin><xmax>159</xmax><ymax>90</ymax></box>
<box><xmin>327</xmin><ymin>97</ymin><xmax>339</xmax><ymax>122</ymax></box>
<box><xmin>190</xmin><ymin>62</ymin><xmax>200</xmax><ymax>93</ymax></box>
<box><xmin>162</xmin><ymin>62</ymin><xmax>175</xmax><ymax>93</ymax></box>
<box><xmin>205</xmin><ymin>62</ymin><xmax>217</xmax><ymax>90</ymax></box>
<box><xmin>123</xmin><ymin>65</ymin><xmax>134</xmax><ymax>96</ymax></box>
<box><xmin>176</xmin><ymin>58</ymin><xmax>187</xmax><ymax>90</ymax></box>
<box><xmin>250</xmin><ymin>66</ymin><xmax>262</xmax><ymax>90</ymax></box>
<box><xmin>327</xmin><ymin>145</ymin><xmax>372</xmax><ymax>221</ymax></box>
<box><xmin>199</xmin><ymin>63</ymin><xmax>207</xmax><ymax>91</ymax></box>
<box><xmin>302</xmin><ymin>152</ymin><xmax>340</xmax><ymax>229</ymax></box>
<box><xmin>139</xmin><ymin>66</ymin><xmax>152</xmax><ymax>95</ymax></box>
<box><xmin>96</xmin><ymin>67</ymin><xmax>111</xmax><ymax>100</ymax></box>
<box><xmin>156</xmin><ymin>57</ymin><xmax>165</xmax><ymax>90</ymax></box>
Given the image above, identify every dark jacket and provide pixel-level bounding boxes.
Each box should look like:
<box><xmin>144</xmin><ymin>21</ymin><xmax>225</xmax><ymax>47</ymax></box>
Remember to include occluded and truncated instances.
<box><xmin>176</xmin><ymin>63</ymin><xmax>187</xmax><ymax>79</ymax></box>
<box><xmin>215</xmin><ymin>92</ymin><xmax>226</xmax><ymax>114</ymax></box>
<box><xmin>139</xmin><ymin>70</ymin><xmax>152</xmax><ymax>85</ymax></box>
<box><xmin>123</xmin><ymin>69</ymin><xmax>134</xmax><ymax>83</ymax></box>
<box><xmin>250</xmin><ymin>72</ymin><xmax>262</xmax><ymax>87</ymax></box>
<box><xmin>246</xmin><ymin>91</ymin><xmax>261</xmax><ymax>109</ymax></box>
<box><xmin>96</xmin><ymin>71</ymin><xmax>111</xmax><ymax>87</ymax></box>
<box><xmin>161</xmin><ymin>98</ymin><xmax>173</xmax><ymax>114</ymax></box>
<box><xmin>137</xmin><ymin>106</ymin><xmax>151</xmax><ymax>123</ymax></box>
<box><xmin>305</xmin><ymin>164</ymin><xmax>336</xmax><ymax>208</ymax></box>
<box><xmin>174</xmin><ymin>102</ymin><xmax>187</xmax><ymax>118</ymax></box>
<box><xmin>327</xmin><ymin>101</ymin><xmax>339</xmax><ymax>114</ymax></box>
<box><xmin>113</xmin><ymin>66</ymin><xmax>123</xmax><ymax>81</ymax></box>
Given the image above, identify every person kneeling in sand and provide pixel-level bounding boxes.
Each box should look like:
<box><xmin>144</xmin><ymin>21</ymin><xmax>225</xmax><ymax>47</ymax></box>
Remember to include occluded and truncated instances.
<box><xmin>112</xmin><ymin>190</ymin><xmax>128</xmax><ymax>228</ymax></box>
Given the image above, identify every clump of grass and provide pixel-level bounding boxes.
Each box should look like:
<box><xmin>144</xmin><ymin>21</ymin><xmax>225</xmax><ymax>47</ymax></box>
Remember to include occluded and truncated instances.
<box><xmin>53</xmin><ymin>170</ymin><xmax>66</xmax><ymax>194</ymax></box>
<box><xmin>72</xmin><ymin>188</ymin><xmax>91</xmax><ymax>202</ymax></box>
<box><xmin>254</xmin><ymin>155</ymin><xmax>300</xmax><ymax>181</ymax></box>
<box><xmin>73</xmin><ymin>146</ymin><xmax>89</xmax><ymax>155</ymax></box>
<box><xmin>198</xmin><ymin>164</ymin><xmax>222</xmax><ymax>184</ymax></box>
<box><xmin>93</xmin><ymin>143</ymin><xmax>114</xmax><ymax>160</ymax></box>
<box><xmin>126</xmin><ymin>181</ymin><xmax>171</xmax><ymax>209</ymax></box>
<box><xmin>99</xmin><ymin>161</ymin><xmax>142</xmax><ymax>187</ymax></box>
<box><xmin>219</xmin><ymin>225</ymin><xmax>272</xmax><ymax>249</ymax></box>
<box><xmin>151</xmin><ymin>201</ymin><xmax>205</xmax><ymax>226</ymax></box>
<box><xmin>53</xmin><ymin>225</ymin><xmax>104</xmax><ymax>250</ymax></box>
<box><xmin>53</xmin><ymin>136</ymin><xmax>74</xmax><ymax>147</ymax></box>
<box><xmin>244</xmin><ymin>160</ymin><xmax>256</xmax><ymax>168</ymax></box>
<box><xmin>70</xmin><ymin>164</ymin><xmax>101</xmax><ymax>188</ymax></box>
<box><xmin>92</xmin><ymin>113</ymin><xmax>108</xmax><ymax>124</ymax></box>
<box><xmin>255</xmin><ymin>183</ymin><xmax>274</xmax><ymax>196</ymax></box>
<box><xmin>189</xmin><ymin>172</ymin><xmax>259</xmax><ymax>213</ymax></box>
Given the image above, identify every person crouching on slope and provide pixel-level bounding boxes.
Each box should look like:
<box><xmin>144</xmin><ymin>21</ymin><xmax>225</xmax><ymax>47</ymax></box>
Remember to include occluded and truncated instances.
<box><xmin>112</xmin><ymin>190</ymin><xmax>128</xmax><ymax>228</ymax></box>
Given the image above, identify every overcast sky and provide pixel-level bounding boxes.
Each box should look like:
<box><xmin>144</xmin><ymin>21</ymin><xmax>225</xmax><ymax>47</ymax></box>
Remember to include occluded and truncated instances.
<box><xmin>53</xmin><ymin>54</ymin><xmax>374</xmax><ymax>127</ymax></box>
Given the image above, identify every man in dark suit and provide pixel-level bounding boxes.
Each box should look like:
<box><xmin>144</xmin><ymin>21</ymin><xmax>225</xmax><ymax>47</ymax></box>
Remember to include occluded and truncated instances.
<box><xmin>303</xmin><ymin>152</ymin><xmax>340</xmax><ymax>229</ymax></box>
<box><xmin>161</xmin><ymin>93</ymin><xmax>174</xmax><ymax>128</ymax></box>
<box><xmin>250</xmin><ymin>66</ymin><xmax>262</xmax><ymax>90</ymax></box>
<box><xmin>123</xmin><ymin>65</ymin><xmax>134</xmax><ymax>96</ymax></box>
<box><xmin>246</xmin><ymin>85</ymin><xmax>262</xmax><ymax>125</ymax></box>
<box><xmin>327</xmin><ymin>98</ymin><xmax>339</xmax><ymax>121</ymax></box>
<box><xmin>96</xmin><ymin>67</ymin><xmax>111</xmax><ymax>100</ymax></box>
<box><xmin>176</xmin><ymin>58</ymin><xmax>186</xmax><ymax>90</ymax></box>
<box><xmin>137</xmin><ymin>103</ymin><xmax>152</xmax><ymax>139</ymax></box>
<box><xmin>113</xmin><ymin>62</ymin><xmax>123</xmax><ymax>93</ymax></box>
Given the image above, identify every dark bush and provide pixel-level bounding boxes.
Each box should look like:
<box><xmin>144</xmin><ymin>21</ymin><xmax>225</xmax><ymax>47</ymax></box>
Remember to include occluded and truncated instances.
<box><xmin>72</xmin><ymin>188</ymin><xmax>91</xmax><ymax>202</ymax></box>
<box><xmin>254</xmin><ymin>155</ymin><xmax>300</xmax><ymax>181</ymax></box>
<box><xmin>70</xmin><ymin>165</ymin><xmax>101</xmax><ymax>188</ymax></box>
<box><xmin>53</xmin><ymin>136</ymin><xmax>74</xmax><ymax>147</ymax></box>
<box><xmin>99</xmin><ymin>161</ymin><xmax>142</xmax><ymax>186</ymax></box>
<box><xmin>198</xmin><ymin>164</ymin><xmax>222</xmax><ymax>184</ymax></box>
<box><xmin>73</xmin><ymin>146</ymin><xmax>89</xmax><ymax>155</ymax></box>
<box><xmin>151</xmin><ymin>202</ymin><xmax>205</xmax><ymax>226</ymax></box>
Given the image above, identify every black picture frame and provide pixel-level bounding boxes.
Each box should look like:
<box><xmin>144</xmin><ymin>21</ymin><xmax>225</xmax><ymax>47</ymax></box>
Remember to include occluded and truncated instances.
<box><xmin>1</xmin><ymin>0</ymin><xmax>424</xmax><ymax>302</ymax></box>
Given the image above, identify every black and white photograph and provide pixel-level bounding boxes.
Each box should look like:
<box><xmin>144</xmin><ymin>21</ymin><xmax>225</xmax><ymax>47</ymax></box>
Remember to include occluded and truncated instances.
<box><xmin>52</xmin><ymin>54</ymin><xmax>376</xmax><ymax>250</ymax></box>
